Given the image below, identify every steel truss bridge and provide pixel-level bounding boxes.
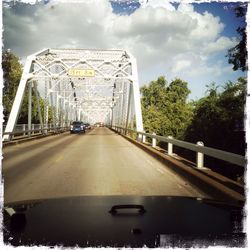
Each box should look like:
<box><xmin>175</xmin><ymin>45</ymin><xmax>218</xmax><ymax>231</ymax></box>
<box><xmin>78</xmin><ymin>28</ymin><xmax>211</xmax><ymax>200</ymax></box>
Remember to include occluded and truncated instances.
<box><xmin>4</xmin><ymin>48</ymin><xmax>143</xmax><ymax>140</ymax></box>
<box><xmin>2</xmin><ymin>48</ymin><xmax>245</xmax><ymax>205</ymax></box>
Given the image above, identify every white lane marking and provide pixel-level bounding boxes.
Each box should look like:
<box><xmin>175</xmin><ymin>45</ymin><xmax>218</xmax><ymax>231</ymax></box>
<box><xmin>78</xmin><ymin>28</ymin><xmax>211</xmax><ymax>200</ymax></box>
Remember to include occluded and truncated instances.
<box><xmin>145</xmin><ymin>158</ymin><xmax>166</xmax><ymax>175</ymax></box>
<box><xmin>146</xmin><ymin>159</ymin><xmax>153</xmax><ymax>165</ymax></box>
<box><xmin>156</xmin><ymin>168</ymin><xmax>165</xmax><ymax>174</ymax></box>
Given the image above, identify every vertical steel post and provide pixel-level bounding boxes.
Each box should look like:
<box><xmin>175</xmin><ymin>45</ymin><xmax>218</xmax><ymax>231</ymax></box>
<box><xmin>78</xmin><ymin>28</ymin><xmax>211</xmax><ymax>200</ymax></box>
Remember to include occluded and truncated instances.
<box><xmin>28</xmin><ymin>81</ymin><xmax>32</xmax><ymax>137</ymax></box>
<box><xmin>34</xmin><ymin>81</ymin><xmax>44</xmax><ymax>132</ymax></box>
<box><xmin>56</xmin><ymin>93</ymin><xmax>59</xmax><ymax>126</ymax></box>
<box><xmin>113</xmin><ymin>103</ymin><xmax>116</xmax><ymax>126</ymax></box>
<box><xmin>63</xmin><ymin>89</ymin><xmax>66</xmax><ymax>127</ymax></box>
<box><xmin>78</xmin><ymin>109</ymin><xmax>81</xmax><ymax>121</ymax></box>
<box><xmin>128</xmin><ymin>87</ymin><xmax>135</xmax><ymax>131</ymax></box>
<box><xmin>130</xmin><ymin>57</ymin><xmax>143</xmax><ymax>135</ymax></box>
<box><xmin>49</xmin><ymin>80</ymin><xmax>56</xmax><ymax>129</ymax></box>
<box><xmin>44</xmin><ymin>79</ymin><xmax>48</xmax><ymax>134</ymax></box>
<box><xmin>119</xmin><ymin>82</ymin><xmax>124</xmax><ymax>126</ymax></box>
<box><xmin>3</xmin><ymin>56</ymin><xmax>33</xmax><ymax>141</ymax></box>
<box><xmin>125</xmin><ymin>83</ymin><xmax>132</xmax><ymax>135</ymax></box>
<box><xmin>110</xmin><ymin>108</ymin><xmax>113</xmax><ymax>127</ymax></box>
<box><xmin>58</xmin><ymin>81</ymin><xmax>62</xmax><ymax>127</ymax></box>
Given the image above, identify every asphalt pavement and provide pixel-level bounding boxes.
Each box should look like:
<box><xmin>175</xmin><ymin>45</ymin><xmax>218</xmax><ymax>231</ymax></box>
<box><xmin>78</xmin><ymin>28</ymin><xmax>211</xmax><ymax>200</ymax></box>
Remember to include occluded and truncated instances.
<box><xmin>2</xmin><ymin>127</ymin><xmax>206</xmax><ymax>203</ymax></box>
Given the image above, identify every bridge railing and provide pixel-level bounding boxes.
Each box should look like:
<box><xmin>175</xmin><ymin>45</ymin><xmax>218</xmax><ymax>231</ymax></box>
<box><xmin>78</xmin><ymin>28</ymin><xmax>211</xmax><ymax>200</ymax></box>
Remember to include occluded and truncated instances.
<box><xmin>3</xmin><ymin>124</ymin><xmax>70</xmax><ymax>141</ymax></box>
<box><xmin>111</xmin><ymin>126</ymin><xmax>246</xmax><ymax>169</ymax></box>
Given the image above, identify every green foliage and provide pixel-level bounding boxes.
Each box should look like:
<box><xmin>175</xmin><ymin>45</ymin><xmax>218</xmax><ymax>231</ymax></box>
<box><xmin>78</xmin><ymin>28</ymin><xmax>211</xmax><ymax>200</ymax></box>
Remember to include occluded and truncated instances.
<box><xmin>227</xmin><ymin>5</ymin><xmax>247</xmax><ymax>71</ymax></box>
<box><xmin>141</xmin><ymin>75</ymin><xmax>246</xmax><ymax>179</ymax></box>
<box><xmin>141</xmin><ymin>76</ymin><xmax>193</xmax><ymax>139</ymax></box>
<box><xmin>2</xmin><ymin>50</ymin><xmax>23</xmax><ymax>121</ymax></box>
<box><xmin>184</xmin><ymin>77</ymin><xmax>246</xmax><ymax>155</ymax></box>
<box><xmin>17</xmin><ymin>86</ymin><xmax>50</xmax><ymax>124</ymax></box>
<box><xmin>2</xmin><ymin>50</ymin><xmax>50</xmax><ymax>124</ymax></box>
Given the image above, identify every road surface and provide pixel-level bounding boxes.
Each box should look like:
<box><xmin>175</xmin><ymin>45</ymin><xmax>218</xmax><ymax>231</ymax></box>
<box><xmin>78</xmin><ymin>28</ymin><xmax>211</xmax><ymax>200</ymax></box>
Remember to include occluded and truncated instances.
<box><xmin>2</xmin><ymin>127</ymin><xmax>206</xmax><ymax>203</ymax></box>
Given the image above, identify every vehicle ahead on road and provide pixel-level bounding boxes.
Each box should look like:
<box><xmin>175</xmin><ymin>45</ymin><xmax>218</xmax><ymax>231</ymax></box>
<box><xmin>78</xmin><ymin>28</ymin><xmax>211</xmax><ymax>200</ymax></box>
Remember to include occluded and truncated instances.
<box><xmin>94</xmin><ymin>122</ymin><xmax>104</xmax><ymax>127</ymax></box>
<box><xmin>3</xmin><ymin>196</ymin><xmax>245</xmax><ymax>248</ymax></box>
<box><xmin>84</xmin><ymin>123</ymin><xmax>91</xmax><ymax>129</ymax></box>
<box><xmin>70</xmin><ymin>121</ymin><xmax>86</xmax><ymax>134</ymax></box>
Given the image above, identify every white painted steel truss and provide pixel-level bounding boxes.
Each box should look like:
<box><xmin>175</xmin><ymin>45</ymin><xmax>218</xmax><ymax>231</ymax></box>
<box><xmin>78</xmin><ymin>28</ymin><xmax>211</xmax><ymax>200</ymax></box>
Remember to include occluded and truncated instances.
<box><xmin>4</xmin><ymin>48</ymin><xmax>144</xmax><ymax>140</ymax></box>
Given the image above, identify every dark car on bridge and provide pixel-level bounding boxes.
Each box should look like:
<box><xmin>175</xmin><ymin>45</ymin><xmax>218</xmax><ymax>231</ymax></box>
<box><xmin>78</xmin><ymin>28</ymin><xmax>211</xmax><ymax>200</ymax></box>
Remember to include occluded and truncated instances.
<box><xmin>84</xmin><ymin>123</ymin><xmax>91</xmax><ymax>129</ymax></box>
<box><xmin>70</xmin><ymin>121</ymin><xmax>86</xmax><ymax>134</ymax></box>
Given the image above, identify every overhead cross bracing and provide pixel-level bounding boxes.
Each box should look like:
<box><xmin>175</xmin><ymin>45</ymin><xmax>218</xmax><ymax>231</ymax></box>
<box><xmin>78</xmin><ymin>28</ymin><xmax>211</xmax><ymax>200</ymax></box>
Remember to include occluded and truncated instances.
<box><xmin>3</xmin><ymin>48</ymin><xmax>144</xmax><ymax>140</ymax></box>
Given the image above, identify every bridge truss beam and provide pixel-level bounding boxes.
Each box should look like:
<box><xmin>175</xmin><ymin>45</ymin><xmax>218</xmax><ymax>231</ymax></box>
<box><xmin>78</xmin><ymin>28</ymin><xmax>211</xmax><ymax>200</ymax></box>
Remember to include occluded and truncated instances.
<box><xmin>4</xmin><ymin>48</ymin><xmax>144</xmax><ymax>140</ymax></box>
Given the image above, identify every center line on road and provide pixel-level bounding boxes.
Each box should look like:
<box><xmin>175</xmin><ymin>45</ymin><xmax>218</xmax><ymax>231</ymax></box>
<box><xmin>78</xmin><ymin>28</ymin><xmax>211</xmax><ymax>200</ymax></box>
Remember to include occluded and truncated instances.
<box><xmin>54</xmin><ymin>155</ymin><xmax>64</xmax><ymax>163</ymax></box>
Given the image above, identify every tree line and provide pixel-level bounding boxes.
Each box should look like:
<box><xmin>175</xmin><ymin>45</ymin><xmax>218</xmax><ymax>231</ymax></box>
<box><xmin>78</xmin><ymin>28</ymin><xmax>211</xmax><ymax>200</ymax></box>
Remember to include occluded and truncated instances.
<box><xmin>140</xmin><ymin>75</ymin><xmax>246</xmax><ymax>155</ymax></box>
<box><xmin>2</xmin><ymin>50</ymin><xmax>53</xmax><ymax>125</ymax></box>
<box><xmin>140</xmin><ymin>75</ymin><xmax>246</xmax><ymax>181</ymax></box>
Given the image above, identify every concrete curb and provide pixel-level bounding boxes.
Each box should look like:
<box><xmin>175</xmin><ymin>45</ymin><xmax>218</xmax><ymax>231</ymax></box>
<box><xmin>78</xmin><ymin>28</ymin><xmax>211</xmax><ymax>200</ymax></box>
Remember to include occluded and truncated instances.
<box><xmin>2</xmin><ymin>128</ymin><xmax>95</xmax><ymax>147</ymax></box>
<box><xmin>3</xmin><ymin>130</ymin><xmax>70</xmax><ymax>147</ymax></box>
<box><xmin>112</xmin><ymin>129</ymin><xmax>245</xmax><ymax>203</ymax></box>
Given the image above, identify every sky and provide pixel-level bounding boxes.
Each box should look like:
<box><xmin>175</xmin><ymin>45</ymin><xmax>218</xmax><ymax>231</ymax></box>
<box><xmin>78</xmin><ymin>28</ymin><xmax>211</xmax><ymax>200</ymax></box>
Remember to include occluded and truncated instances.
<box><xmin>2</xmin><ymin>0</ymin><xmax>248</xmax><ymax>100</ymax></box>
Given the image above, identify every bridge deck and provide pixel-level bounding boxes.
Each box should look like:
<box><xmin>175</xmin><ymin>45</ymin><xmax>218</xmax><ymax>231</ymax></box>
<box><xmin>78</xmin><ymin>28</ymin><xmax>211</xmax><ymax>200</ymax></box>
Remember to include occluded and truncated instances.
<box><xmin>3</xmin><ymin>127</ymin><xmax>206</xmax><ymax>204</ymax></box>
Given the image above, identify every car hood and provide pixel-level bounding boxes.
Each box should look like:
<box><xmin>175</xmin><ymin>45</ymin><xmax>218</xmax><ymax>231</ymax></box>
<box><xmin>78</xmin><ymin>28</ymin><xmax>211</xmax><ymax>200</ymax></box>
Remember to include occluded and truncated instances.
<box><xmin>4</xmin><ymin>195</ymin><xmax>245</xmax><ymax>248</ymax></box>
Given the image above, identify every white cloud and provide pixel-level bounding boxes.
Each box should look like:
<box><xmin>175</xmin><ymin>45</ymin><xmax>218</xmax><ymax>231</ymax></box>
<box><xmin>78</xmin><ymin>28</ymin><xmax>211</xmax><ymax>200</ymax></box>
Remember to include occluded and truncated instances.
<box><xmin>172</xmin><ymin>60</ymin><xmax>191</xmax><ymax>73</ymax></box>
<box><xmin>177</xmin><ymin>2</ymin><xmax>194</xmax><ymax>13</ymax></box>
<box><xmin>3</xmin><ymin>0</ymin><xmax>239</xmax><ymax>93</ymax></box>
<box><xmin>141</xmin><ymin>0</ymin><xmax>175</xmax><ymax>11</ymax></box>
<box><xmin>179</xmin><ymin>59</ymin><xmax>233</xmax><ymax>78</ymax></box>
<box><xmin>203</xmin><ymin>36</ymin><xmax>237</xmax><ymax>54</ymax></box>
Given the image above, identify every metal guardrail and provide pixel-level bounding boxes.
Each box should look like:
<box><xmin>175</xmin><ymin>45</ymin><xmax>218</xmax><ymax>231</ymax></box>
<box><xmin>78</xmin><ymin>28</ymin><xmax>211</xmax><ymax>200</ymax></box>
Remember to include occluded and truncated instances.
<box><xmin>111</xmin><ymin>126</ymin><xmax>246</xmax><ymax>168</ymax></box>
<box><xmin>3</xmin><ymin>124</ymin><xmax>70</xmax><ymax>141</ymax></box>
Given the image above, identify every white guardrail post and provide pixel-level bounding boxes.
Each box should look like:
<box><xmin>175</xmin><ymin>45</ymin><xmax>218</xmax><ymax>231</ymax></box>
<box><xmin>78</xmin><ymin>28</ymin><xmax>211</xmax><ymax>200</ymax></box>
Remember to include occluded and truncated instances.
<box><xmin>22</xmin><ymin>124</ymin><xmax>26</xmax><ymax>136</ymax></box>
<box><xmin>167</xmin><ymin>136</ymin><xmax>173</xmax><ymax>155</ymax></box>
<box><xmin>44</xmin><ymin>125</ymin><xmax>47</xmax><ymax>135</ymax></box>
<box><xmin>152</xmin><ymin>133</ymin><xmax>156</xmax><ymax>148</ymax></box>
<box><xmin>196</xmin><ymin>141</ymin><xmax>204</xmax><ymax>168</ymax></box>
<box><xmin>109</xmin><ymin>127</ymin><xmax>245</xmax><ymax>168</ymax></box>
<box><xmin>142</xmin><ymin>131</ymin><xmax>146</xmax><ymax>143</ymax></box>
<box><xmin>32</xmin><ymin>124</ymin><xmax>35</xmax><ymax>135</ymax></box>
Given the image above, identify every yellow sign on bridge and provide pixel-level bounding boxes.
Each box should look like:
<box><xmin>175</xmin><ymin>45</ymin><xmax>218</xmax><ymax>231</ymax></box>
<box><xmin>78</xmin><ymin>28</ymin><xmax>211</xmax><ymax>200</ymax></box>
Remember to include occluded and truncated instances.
<box><xmin>68</xmin><ymin>69</ymin><xmax>95</xmax><ymax>77</ymax></box>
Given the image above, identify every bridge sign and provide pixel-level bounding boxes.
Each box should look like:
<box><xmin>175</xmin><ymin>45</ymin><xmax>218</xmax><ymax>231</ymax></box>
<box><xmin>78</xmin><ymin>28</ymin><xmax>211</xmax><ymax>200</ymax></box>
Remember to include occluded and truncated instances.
<box><xmin>68</xmin><ymin>69</ymin><xmax>95</xmax><ymax>77</ymax></box>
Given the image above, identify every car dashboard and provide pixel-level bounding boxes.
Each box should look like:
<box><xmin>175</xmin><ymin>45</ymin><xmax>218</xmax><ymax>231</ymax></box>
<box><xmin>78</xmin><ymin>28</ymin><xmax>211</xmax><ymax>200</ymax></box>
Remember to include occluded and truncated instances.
<box><xmin>4</xmin><ymin>195</ymin><xmax>245</xmax><ymax>248</ymax></box>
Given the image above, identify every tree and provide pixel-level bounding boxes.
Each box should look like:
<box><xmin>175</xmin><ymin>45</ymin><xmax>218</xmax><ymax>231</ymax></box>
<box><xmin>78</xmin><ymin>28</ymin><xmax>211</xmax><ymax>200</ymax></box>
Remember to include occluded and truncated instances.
<box><xmin>227</xmin><ymin>5</ymin><xmax>247</xmax><ymax>71</ymax></box>
<box><xmin>2</xmin><ymin>50</ymin><xmax>49</xmax><ymax>124</ymax></box>
<box><xmin>184</xmin><ymin>77</ymin><xmax>246</xmax><ymax>155</ymax></box>
<box><xmin>183</xmin><ymin>77</ymin><xmax>246</xmax><ymax>180</ymax></box>
<box><xmin>2</xmin><ymin>50</ymin><xmax>23</xmax><ymax>122</ymax></box>
<box><xmin>140</xmin><ymin>76</ymin><xmax>193</xmax><ymax>139</ymax></box>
